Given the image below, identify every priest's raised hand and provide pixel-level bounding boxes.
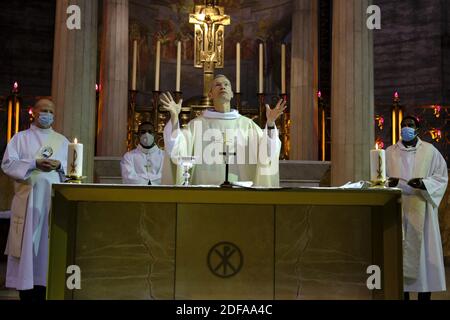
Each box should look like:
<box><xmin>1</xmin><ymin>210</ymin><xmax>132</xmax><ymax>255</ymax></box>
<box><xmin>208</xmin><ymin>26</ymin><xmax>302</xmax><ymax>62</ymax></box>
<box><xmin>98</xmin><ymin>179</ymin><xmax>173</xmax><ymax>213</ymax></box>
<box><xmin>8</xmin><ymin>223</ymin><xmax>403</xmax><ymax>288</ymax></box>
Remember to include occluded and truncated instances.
<box><xmin>160</xmin><ymin>92</ymin><xmax>183</xmax><ymax>126</ymax></box>
<box><xmin>266</xmin><ymin>99</ymin><xmax>287</xmax><ymax>128</ymax></box>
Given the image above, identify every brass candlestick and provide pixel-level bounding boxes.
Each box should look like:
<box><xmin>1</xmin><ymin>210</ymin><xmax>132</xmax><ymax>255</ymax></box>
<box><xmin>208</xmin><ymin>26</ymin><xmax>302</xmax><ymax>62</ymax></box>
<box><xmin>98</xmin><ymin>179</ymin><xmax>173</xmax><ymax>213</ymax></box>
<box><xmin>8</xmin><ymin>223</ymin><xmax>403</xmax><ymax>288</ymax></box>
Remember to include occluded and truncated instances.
<box><xmin>234</xmin><ymin>92</ymin><xmax>242</xmax><ymax>113</ymax></box>
<box><xmin>280</xmin><ymin>93</ymin><xmax>289</xmax><ymax>160</ymax></box>
<box><xmin>258</xmin><ymin>93</ymin><xmax>266</xmax><ymax>127</ymax></box>
<box><xmin>152</xmin><ymin>90</ymin><xmax>161</xmax><ymax>133</ymax></box>
<box><xmin>65</xmin><ymin>175</ymin><xmax>86</xmax><ymax>184</ymax></box>
<box><xmin>127</xmin><ymin>90</ymin><xmax>138</xmax><ymax>151</ymax></box>
<box><xmin>174</xmin><ymin>91</ymin><xmax>182</xmax><ymax>104</ymax></box>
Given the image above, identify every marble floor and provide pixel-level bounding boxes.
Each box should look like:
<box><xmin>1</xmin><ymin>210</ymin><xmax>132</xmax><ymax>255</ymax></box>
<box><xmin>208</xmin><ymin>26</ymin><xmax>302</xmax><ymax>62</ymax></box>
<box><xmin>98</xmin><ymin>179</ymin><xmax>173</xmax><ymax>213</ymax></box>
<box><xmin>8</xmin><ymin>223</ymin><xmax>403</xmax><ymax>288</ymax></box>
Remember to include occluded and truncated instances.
<box><xmin>1</xmin><ymin>260</ymin><xmax>449</xmax><ymax>300</ymax></box>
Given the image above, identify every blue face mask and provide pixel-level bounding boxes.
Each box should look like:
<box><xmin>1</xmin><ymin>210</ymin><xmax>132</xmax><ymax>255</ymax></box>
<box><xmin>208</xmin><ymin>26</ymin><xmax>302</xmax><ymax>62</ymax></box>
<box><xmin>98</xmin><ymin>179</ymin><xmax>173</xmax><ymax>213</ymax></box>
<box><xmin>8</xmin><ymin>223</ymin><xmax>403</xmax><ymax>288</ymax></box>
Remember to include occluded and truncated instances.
<box><xmin>38</xmin><ymin>113</ymin><xmax>54</xmax><ymax>127</ymax></box>
<box><xmin>401</xmin><ymin>127</ymin><xmax>417</xmax><ymax>142</ymax></box>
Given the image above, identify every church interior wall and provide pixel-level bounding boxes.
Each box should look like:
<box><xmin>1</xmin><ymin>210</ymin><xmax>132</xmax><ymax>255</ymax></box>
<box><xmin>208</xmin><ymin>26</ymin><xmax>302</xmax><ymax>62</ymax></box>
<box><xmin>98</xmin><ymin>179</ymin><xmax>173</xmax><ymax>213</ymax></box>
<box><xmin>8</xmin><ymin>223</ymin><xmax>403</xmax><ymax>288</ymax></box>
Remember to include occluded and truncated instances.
<box><xmin>373</xmin><ymin>0</ymin><xmax>449</xmax><ymax>164</ymax></box>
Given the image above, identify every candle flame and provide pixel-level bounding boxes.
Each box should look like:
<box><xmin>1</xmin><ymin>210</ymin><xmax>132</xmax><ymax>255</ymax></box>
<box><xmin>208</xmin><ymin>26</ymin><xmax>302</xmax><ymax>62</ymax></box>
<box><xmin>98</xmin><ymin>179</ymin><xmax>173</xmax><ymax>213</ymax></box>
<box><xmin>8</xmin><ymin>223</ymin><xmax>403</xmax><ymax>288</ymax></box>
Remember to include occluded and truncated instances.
<box><xmin>317</xmin><ymin>91</ymin><xmax>322</xmax><ymax>98</ymax></box>
<box><xmin>74</xmin><ymin>138</ymin><xmax>78</xmax><ymax>144</ymax></box>
<box><xmin>375</xmin><ymin>143</ymin><xmax>378</xmax><ymax>150</ymax></box>
<box><xmin>12</xmin><ymin>82</ymin><xmax>19</xmax><ymax>93</ymax></box>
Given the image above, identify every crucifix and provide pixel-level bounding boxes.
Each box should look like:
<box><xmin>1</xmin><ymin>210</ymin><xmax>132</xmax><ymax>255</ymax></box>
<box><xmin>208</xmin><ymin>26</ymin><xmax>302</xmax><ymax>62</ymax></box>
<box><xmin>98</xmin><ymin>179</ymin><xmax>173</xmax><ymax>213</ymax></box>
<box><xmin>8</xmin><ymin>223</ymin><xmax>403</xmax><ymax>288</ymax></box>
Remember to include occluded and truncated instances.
<box><xmin>189</xmin><ymin>0</ymin><xmax>230</xmax><ymax>107</ymax></box>
<box><xmin>220</xmin><ymin>133</ymin><xmax>236</xmax><ymax>188</ymax></box>
<box><xmin>144</xmin><ymin>161</ymin><xmax>152</xmax><ymax>173</ymax></box>
<box><xmin>145</xmin><ymin>160</ymin><xmax>153</xmax><ymax>186</ymax></box>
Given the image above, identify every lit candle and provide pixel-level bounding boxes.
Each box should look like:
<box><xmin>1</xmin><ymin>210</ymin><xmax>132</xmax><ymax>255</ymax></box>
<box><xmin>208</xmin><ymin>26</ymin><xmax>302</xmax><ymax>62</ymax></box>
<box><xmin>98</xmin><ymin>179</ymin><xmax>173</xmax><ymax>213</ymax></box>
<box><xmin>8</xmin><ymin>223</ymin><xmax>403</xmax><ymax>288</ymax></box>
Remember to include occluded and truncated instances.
<box><xmin>131</xmin><ymin>40</ymin><xmax>138</xmax><ymax>91</ymax></box>
<box><xmin>155</xmin><ymin>40</ymin><xmax>161</xmax><ymax>91</ymax></box>
<box><xmin>259</xmin><ymin>43</ymin><xmax>264</xmax><ymax>94</ymax></box>
<box><xmin>176</xmin><ymin>41</ymin><xmax>181</xmax><ymax>92</ymax></box>
<box><xmin>281</xmin><ymin>43</ymin><xmax>286</xmax><ymax>94</ymax></box>
<box><xmin>7</xmin><ymin>100</ymin><xmax>12</xmax><ymax>142</ymax></box>
<box><xmin>394</xmin><ymin>91</ymin><xmax>399</xmax><ymax>101</ymax></box>
<box><xmin>236</xmin><ymin>42</ymin><xmax>241</xmax><ymax>93</ymax></box>
<box><xmin>68</xmin><ymin>138</ymin><xmax>84</xmax><ymax>178</ymax></box>
<box><xmin>15</xmin><ymin>100</ymin><xmax>20</xmax><ymax>134</ymax></box>
<box><xmin>370</xmin><ymin>144</ymin><xmax>386</xmax><ymax>184</ymax></box>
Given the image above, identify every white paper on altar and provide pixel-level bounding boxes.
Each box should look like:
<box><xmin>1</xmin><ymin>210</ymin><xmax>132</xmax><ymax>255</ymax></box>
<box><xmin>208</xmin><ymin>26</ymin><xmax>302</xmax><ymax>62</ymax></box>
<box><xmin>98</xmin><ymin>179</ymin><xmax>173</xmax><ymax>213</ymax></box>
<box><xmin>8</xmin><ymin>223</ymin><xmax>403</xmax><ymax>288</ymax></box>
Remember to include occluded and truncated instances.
<box><xmin>232</xmin><ymin>181</ymin><xmax>254</xmax><ymax>188</ymax></box>
<box><xmin>339</xmin><ymin>181</ymin><xmax>371</xmax><ymax>189</ymax></box>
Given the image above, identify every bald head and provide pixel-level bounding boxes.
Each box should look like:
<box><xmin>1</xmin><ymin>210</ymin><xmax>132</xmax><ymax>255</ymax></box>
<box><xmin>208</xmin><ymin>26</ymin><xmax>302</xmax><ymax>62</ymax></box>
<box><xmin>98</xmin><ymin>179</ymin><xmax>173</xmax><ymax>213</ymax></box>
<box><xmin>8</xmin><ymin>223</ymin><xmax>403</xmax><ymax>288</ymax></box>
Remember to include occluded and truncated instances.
<box><xmin>33</xmin><ymin>99</ymin><xmax>55</xmax><ymax>129</ymax></box>
<box><xmin>34</xmin><ymin>99</ymin><xmax>55</xmax><ymax>113</ymax></box>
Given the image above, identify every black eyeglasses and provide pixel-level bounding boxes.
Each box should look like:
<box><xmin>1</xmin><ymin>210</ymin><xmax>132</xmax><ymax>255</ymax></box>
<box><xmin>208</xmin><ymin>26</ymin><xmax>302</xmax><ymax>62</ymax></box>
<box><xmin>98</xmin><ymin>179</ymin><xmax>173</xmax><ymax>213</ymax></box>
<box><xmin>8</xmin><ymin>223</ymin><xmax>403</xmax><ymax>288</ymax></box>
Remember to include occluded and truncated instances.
<box><xmin>138</xmin><ymin>130</ymin><xmax>153</xmax><ymax>134</ymax></box>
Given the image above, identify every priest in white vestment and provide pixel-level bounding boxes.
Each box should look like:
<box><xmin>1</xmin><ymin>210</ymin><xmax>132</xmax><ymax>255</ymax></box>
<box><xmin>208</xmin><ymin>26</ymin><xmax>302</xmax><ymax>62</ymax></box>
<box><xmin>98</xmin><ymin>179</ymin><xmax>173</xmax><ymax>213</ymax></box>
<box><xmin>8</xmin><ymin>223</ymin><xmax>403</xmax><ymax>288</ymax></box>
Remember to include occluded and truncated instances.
<box><xmin>386</xmin><ymin>116</ymin><xmax>448</xmax><ymax>300</ymax></box>
<box><xmin>160</xmin><ymin>75</ymin><xmax>285</xmax><ymax>187</ymax></box>
<box><xmin>1</xmin><ymin>99</ymin><xmax>69</xmax><ymax>301</ymax></box>
<box><xmin>121</xmin><ymin>122</ymin><xmax>164</xmax><ymax>185</ymax></box>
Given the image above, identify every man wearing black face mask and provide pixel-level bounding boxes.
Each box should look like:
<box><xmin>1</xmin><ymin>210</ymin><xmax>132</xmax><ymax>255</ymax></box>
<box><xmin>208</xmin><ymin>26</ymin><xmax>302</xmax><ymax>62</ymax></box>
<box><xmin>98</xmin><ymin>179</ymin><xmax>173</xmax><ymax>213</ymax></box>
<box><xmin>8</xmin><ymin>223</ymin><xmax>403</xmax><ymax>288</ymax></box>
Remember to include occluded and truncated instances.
<box><xmin>120</xmin><ymin>122</ymin><xmax>164</xmax><ymax>185</ymax></box>
<box><xmin>386</xmin><ymin>116</ymin><xmax>448</xmax><ymax>300</ymax></box>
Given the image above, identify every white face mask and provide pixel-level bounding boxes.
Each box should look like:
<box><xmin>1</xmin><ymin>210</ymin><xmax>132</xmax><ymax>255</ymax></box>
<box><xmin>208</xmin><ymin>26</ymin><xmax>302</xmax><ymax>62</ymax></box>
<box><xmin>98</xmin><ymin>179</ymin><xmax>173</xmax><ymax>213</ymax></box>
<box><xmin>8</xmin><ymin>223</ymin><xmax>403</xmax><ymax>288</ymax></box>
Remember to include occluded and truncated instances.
<box><xmin>140</xmin><ymin>133</ymin><xmax>155</xmax><ymax>148</ymax></box>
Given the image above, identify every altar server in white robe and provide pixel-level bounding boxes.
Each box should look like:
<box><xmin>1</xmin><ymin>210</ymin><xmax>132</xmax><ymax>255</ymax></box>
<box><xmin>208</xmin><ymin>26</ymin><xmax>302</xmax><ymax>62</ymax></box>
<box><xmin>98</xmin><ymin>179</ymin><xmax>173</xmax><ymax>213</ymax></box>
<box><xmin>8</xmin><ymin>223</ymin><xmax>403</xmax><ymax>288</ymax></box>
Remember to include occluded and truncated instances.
<box><xmin>121</xmin><ymin>122</ymin><xmax>164</xmax><ymax>185</ymax></box>
<box><xmin>1</xmin><ymin>99</ymin><xmax>69</xmax><ymax>301</ymax></box>
<box><xmin>386</xmin><ymin>116</ymin><xmax>448</xmax><ymax>301</ymax></box>
<box><xmin>160</xmin><ymin>75</ymin><xmax>285</xmax><ymax>187</ymax></box>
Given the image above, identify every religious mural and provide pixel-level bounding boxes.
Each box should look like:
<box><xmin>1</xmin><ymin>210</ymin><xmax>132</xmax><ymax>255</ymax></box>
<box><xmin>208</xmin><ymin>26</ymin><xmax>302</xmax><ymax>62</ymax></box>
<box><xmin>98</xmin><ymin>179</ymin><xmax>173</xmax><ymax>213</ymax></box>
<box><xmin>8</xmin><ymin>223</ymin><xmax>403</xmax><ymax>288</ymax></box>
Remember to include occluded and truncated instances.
<box><xmin>129</xmin><ymin>0</ymin><xmax>292</xmax><ymax>109</ymax></box>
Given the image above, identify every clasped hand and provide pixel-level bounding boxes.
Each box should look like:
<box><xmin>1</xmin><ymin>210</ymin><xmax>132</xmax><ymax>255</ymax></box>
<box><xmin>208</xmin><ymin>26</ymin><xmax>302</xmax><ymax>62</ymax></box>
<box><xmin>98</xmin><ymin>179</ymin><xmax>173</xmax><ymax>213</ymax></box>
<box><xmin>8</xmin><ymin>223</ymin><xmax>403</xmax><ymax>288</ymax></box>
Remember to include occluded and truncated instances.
<box><xmin>36</xmin><ymin>159</ymin><xmax>61</xmax><ymax>172</ymax></box>
<box><xmin>387</xmin><ymin>177</ymin><xmax>426</xmax><ymax>190</ymax></box>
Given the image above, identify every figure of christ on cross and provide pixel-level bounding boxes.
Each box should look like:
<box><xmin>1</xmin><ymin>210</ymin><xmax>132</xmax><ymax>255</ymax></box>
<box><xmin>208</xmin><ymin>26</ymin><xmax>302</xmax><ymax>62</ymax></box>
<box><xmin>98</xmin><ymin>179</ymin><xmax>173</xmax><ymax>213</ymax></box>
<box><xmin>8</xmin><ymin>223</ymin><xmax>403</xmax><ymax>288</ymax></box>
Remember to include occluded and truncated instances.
<box><xmin>189</xmin><ymin>4</ymin><xmax>230</xmax><ymax>62</ymax></box>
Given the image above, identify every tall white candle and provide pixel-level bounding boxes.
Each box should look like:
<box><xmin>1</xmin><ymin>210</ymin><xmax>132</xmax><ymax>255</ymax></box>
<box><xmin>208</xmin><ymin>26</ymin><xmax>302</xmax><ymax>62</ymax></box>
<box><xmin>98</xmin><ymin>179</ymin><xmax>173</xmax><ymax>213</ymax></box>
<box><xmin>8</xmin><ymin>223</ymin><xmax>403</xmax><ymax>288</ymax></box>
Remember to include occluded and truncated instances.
<box><xmin>236</xmin><ymin>42</ymin><xmax>241</xmax><ymax>93</ymax></box>
<box><xmin>259</xmin><ymin>43</ymin><xmax>264</xmax><ymax>94</ymax></box>
<box><xmin>132</xmin><ymin>40</ymin><xmax>138</xmax><ymax>91</ymax></box>
<box><xmin>155</xmin><ymin>40</ymin><xmax>161</xmax><ymax>91</ymax></box>
<box><xmin>281</xmin><ymin>43</ymin><xmax>286</xmax><ymax>94</ymax></box>
<box><xmin>176</xmin><ymin>41</ymin><xmax>182</xmax><ymax>92</ymax></box>
<box><xmin>68</xmin><ymin>138</ymin><xmax>84</xmax><ymax>178</ymax></box>
<box><xmin>370</xmin><ymin>144</ymin><xmax>386</xmax><ymax>183</ymax></box>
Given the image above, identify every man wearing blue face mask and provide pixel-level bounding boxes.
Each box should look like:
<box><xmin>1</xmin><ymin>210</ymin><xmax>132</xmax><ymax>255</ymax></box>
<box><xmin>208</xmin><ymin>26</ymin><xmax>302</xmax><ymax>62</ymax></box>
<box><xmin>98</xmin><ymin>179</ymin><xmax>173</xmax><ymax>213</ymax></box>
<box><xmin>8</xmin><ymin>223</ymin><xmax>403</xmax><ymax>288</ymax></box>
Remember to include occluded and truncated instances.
<box><xmin>386</xmin><ymin>116</ymin><xmax>448</xmax><ymax>300</ymax></box>
<box><xmin>1</xmin><ymin>99</ymin><xmax>69</xmax><ymax>301</ymax></box>
<box><xmin>121</xmin><ymin>122</ymin><xmax>164</xmax><ymax>185</ymax></box>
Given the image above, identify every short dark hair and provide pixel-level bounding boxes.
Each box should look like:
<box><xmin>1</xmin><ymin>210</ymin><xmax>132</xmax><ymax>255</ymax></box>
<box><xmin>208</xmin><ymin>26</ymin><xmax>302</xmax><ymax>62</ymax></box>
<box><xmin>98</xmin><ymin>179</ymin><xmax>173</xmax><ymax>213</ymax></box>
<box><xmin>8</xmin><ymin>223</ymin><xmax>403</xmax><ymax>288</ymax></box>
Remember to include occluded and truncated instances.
<box><xmin>401</xmin><ymin>115</ymin><xmax>420</xmax><ymax>129</ymax></box>
<box><xmin>138</xmin><ymin>122</ymin><xmax>155</xmax><ymax>132</ymax></box>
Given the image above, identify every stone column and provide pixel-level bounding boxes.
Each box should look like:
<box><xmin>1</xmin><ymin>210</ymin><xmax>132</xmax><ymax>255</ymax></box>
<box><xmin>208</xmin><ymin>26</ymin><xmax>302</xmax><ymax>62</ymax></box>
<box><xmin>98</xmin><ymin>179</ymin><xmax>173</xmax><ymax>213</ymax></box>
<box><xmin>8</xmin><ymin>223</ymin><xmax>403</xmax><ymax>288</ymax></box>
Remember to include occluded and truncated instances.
<box><xmin>52</xmin><ymin>0</ymin><xmax>98</xmax><ymax>182</ymax></box>
<box><xmin>290</xmin><ymin>0</ymin><xmax>319</xmax><ymax>160</ymax></box>
<box><xmin>331</xmin><ymin>0</ymin><xmax>374</xmax><ymax>186</ymax></box>
<box><xmin>96</xmin><ymin>0</ymin><xmax>129</xmax><ymax>157</ymax></box>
